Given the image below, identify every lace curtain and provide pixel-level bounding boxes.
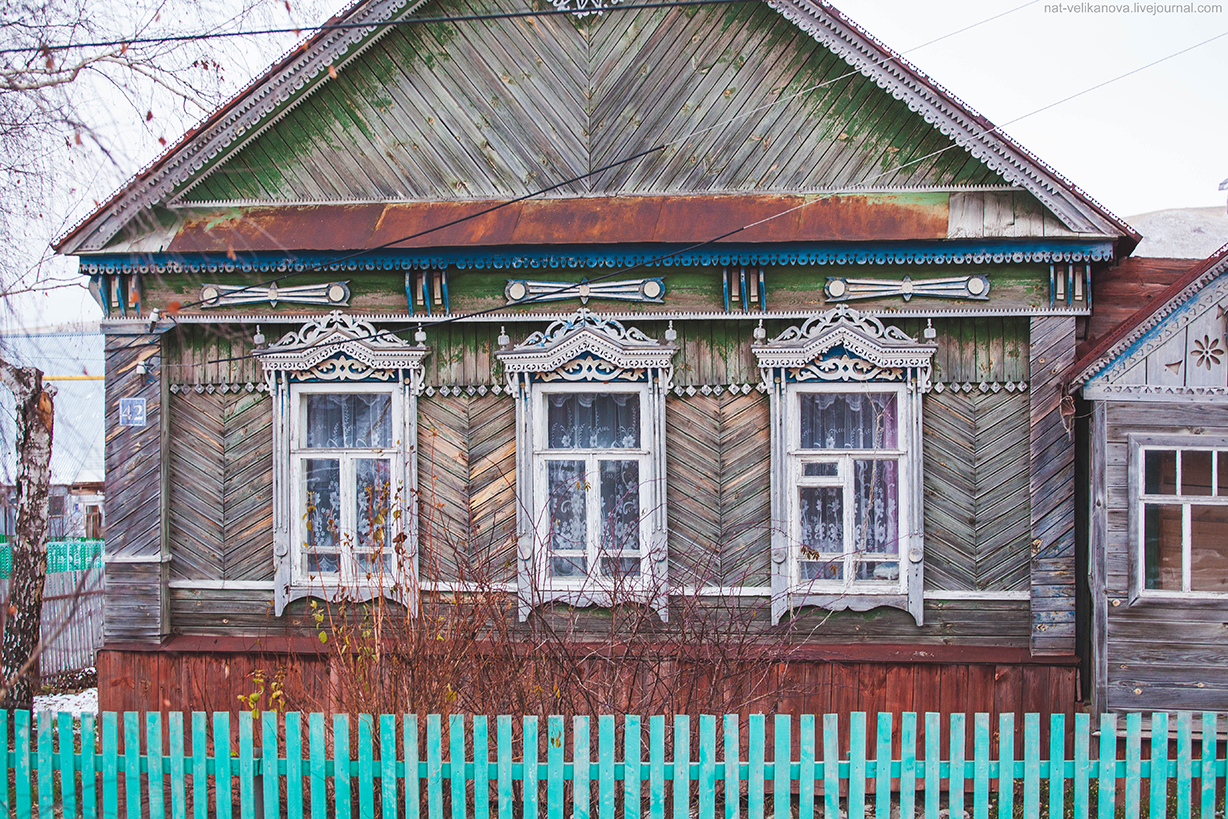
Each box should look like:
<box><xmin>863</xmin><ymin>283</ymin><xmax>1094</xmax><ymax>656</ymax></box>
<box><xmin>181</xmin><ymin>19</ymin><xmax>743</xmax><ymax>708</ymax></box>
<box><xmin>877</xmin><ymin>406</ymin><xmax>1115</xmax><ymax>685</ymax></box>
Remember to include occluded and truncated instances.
<box><xmin>547</xmin><ymin>393</ymin><xmax>640</xmax><ymax>449</ymax></box>
<box><xmin>306</xmin><ymin>393</ymin><xmax>393</xmax><ymax>448</ymax></box>
<box><xmin>799</xmin><ymin>393</ymin><xmax>897</xmax><ymax>450</ymax></box>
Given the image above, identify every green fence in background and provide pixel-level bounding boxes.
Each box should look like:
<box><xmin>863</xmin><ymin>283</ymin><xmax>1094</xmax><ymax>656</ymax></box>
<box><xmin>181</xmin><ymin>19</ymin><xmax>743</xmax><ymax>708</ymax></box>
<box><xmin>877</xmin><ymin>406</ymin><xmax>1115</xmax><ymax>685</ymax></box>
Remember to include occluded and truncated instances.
<box><xmin>4</xmin><ymin>709</ymin><xmax>1225</xmax><ymax>819</ymax></box>
<box><xmin>0</xmin><ymin>537</ymin><xmax>103</xmax><ymax>577</ymax></box>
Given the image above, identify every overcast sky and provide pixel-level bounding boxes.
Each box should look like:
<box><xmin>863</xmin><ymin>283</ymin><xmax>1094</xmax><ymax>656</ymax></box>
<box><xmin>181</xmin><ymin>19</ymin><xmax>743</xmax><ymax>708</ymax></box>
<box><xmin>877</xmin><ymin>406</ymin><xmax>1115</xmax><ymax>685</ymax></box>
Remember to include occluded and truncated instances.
<box><xmin>834</xmin><ymin>0</ymin><xmax>1228</xmax><ymax>218</ymax></box>
<box><xmin>15</xmin><ymin>0</ymin><xmax>1228</xmax><ymax>329</ymax></box>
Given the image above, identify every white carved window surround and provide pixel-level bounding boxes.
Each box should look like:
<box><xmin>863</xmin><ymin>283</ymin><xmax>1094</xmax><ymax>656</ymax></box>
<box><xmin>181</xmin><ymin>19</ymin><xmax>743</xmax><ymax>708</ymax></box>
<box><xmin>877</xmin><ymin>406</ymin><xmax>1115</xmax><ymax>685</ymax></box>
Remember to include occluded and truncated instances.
<box><xmin>753</xmin><ymin>306</ymin><xmax>935</xmax><ymax>626</ymax></box>
<box><xmin>497</xmin><ymin>309</ymin><xmax>676</xmax><ymax>621</ymax></box>
<box><xmin>258</xmin><ymin>312</ymin><xmax>429</xmax><ymax>615</ymax></box>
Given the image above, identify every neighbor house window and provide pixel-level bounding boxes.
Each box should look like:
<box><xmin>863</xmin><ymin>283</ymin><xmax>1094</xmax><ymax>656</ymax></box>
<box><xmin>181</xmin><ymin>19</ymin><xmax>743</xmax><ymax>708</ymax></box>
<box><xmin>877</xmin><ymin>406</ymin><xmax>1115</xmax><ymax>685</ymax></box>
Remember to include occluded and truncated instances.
<box><xmin>536</xmin><ymin>387</ymin><xmax>648</xmax><ymax>585</ymax></box>
<box><xmin>791</xmin><ymin>388</ymin><xmax>907</xmax><ymax>591</ymax></box>
<box><xmin>1138</xmin><ymin>446</ymin><xmax>1228</xmax><ymax>594</ymax></box>
<box><xmin>293</xmin><ymin>385</ymin><xmax>402</xmax><ymax>586</ymax></box>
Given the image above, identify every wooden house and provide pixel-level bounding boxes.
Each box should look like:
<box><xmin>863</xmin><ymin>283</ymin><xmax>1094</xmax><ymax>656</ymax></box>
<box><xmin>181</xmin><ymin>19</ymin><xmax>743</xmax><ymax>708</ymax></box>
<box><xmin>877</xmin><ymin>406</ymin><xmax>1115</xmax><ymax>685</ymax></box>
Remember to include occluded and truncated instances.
<box><xmin>1071</xmin><ymin>244</ymin><xmax>1228</xmax><ymax>715</ymax></box>
<box><xmin>56</xmin><ymin>0</ymin><xmax>1137</xmax><ymax>719</ymax></box>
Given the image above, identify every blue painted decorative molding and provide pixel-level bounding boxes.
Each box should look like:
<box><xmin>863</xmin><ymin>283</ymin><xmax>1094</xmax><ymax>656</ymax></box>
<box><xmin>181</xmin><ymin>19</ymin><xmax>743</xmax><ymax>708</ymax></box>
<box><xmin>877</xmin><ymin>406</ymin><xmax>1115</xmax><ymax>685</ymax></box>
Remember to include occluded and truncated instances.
<box><xmin>77</xmin><ymin>240</ymin><xmax>1115</xmax><ymax>279</ymax></box>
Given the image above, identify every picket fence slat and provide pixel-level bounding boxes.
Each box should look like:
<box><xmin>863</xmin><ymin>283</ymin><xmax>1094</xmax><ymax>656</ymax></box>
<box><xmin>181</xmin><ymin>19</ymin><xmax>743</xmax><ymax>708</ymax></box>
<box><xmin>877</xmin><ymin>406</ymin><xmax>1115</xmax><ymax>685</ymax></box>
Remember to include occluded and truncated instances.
<box><xmin>13</xmin><ymin>709</ymin><xmax>1228</xmax><ymax>819</ymax></box>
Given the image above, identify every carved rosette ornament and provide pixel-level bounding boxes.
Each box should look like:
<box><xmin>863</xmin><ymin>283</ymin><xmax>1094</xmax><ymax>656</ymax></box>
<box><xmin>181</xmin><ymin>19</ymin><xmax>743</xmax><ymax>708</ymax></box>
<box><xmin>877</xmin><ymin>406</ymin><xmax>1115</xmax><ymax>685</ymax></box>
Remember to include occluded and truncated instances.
<box><xmin>752</xmin><ymin>305</ymin><xmax>936</xmax><ymax>392</ymax></box>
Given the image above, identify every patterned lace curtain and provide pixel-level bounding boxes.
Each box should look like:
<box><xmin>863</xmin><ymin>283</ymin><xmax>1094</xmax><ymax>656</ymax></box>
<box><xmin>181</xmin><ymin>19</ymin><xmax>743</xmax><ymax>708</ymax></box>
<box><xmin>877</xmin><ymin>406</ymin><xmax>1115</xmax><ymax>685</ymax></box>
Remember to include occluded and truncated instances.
<box><xmin>547</xmin><ymin>393</ymin><xmax>640</xmax><ymax>449</ymax></box>
<box><xmin>799</xmin><ymin>393</ymin><xmax>897</xmax><ymax>450</ymax></box>
<box><xmin>306</xmin><ymin>394</ymin><xmax>393</xmax><ymax>448</ymax></box>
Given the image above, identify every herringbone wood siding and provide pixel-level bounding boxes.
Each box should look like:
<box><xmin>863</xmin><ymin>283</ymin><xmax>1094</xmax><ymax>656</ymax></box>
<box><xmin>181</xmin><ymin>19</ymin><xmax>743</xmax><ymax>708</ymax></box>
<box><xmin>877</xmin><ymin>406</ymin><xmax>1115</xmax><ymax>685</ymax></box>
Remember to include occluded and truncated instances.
<box><xmin>1029</xmin><ymin>317</ymin><xmax>1076</xmax><ymax>655</ymax></box>
<box><xmin>418</xmin><ymin>394</ymin><xmax>516</xmax><ymax>584</ymax></box>
<box><xmin>923</xmin><ymin>391</ymin><xmax>1031</xmax><ymax>591</ymax></box>
<box><xmin>168</xmin><ymin>392</ymin><xmax>274</xmax><ymax>583</ymax></box>
<box><xmin>187</xmin><ymin>0</ymin><xmax>1002</xmax><ymax>204</ymax></box>
<box><xmin>666</xmin><ymin>393</ymin><xmax>771</xmax><ymax>586</ymax></box>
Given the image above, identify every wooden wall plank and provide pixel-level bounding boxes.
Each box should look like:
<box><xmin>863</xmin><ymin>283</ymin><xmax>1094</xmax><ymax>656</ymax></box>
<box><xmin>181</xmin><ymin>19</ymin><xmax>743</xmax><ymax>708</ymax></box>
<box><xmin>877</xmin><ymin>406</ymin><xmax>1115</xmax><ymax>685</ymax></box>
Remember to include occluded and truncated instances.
<box><xmin>105</xmin><ymin>333</ymin><xmax>165</xmax><ymax>643</ymax></box>
<box><xmin>1029</xmin><ymin>317</ymin><xmax>1076</xmax><ymax>655</ymax></box>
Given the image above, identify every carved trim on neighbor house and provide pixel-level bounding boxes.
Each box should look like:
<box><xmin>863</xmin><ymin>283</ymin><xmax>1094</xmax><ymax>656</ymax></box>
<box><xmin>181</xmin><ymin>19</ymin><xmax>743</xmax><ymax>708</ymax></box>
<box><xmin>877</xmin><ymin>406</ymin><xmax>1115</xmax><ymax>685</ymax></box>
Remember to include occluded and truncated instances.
<box><xmin>200</xmin><ymin>281</ymin><xmax>350</xmax><ymax>308</ymax></box>
<box><xmin>824</xmin><ymin>274</ymin><xmax>991</xmax><ymax>302</ymax></box>
<box><xmin>752</xmin><ymin>305</ymin><xmax>936</xmax><ymax>392</ymax></box>
<box><xmin>504</xmin><ymin>277</ymin><xmax>665</xmax><ymax>306</ymax></box>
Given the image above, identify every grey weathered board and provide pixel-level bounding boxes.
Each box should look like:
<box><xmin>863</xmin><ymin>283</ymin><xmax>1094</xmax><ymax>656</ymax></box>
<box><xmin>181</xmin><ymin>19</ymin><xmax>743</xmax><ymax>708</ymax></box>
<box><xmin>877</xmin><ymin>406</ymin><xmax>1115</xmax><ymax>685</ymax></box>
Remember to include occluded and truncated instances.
<box><xmin>1093</xmin><ymin>400</ymin><xmax>1228</xmax><ymax>713</ymax></box>
<box><xmin>104</xmin><ymin>333</ymin><xmax>166</xmax><ymax>642</ymax></box>
<box><xmin>1028</xmin><ymin>317</ymin><xmax>1076</xmax><ymax>655</ymax></box>
<box><xmin>923</xmin><ymin>390</ymin><xmax>1031</xmax><ymax>591</ymax></box>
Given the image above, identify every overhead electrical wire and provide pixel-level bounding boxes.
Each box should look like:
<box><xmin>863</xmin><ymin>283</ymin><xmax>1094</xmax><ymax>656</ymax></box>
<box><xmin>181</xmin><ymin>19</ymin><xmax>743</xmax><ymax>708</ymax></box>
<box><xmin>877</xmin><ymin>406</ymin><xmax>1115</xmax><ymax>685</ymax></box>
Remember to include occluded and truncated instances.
<box><xmin>87</xmin><ymin>6</ymin><xmax>1226</xmax><ymax>366</ymax></box>
<box><xmin>159</xmin><ymin>0</ymin><xmax>1043</xmax><ymax>314</ymax></box>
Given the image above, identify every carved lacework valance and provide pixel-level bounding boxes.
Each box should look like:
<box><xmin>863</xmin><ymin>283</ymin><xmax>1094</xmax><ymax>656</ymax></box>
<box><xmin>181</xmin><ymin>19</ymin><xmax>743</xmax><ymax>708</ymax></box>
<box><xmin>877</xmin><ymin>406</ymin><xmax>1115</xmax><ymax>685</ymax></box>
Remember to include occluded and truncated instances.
<box><xmin>498</xmin><ymin>308</ymin><xmax>675</xmax><ymax>390</ymax></box>
<box><xmin>256</xmin><ymin>311</ymin><xmax>429</xmax><ymax>387</ymax></box>
<box><xmin>753</xmin><ymin>306</ymin><xmax>935</xmax><ymax>391</ymax></box>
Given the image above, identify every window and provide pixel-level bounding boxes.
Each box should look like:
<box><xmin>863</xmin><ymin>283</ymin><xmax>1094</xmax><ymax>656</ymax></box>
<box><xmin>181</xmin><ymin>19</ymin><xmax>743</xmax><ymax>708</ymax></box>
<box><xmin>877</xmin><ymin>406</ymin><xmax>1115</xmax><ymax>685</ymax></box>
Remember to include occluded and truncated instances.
<box><xmin>536</xmin><ymin>387</ymin><xmax>648</xmax><ymax>585</ymax></box>
<box><xmin>1136</xmin><ymin>444</ymin><xmax>1228</xmax><ymax>595</ymax></box>
<box><xmin>498</xmin><ymin>309</ymin><xmax>675</xmax><ymax>620</ymax></box>
<box><xmin>791</xmin><ymin>388</ymin><xmax>907</xmax><ymax>591</ymax></box>
<box><xmin>293</xmin><ymin>386</ymin><xmax>402</xmax><ymax>586</ymax></box>
<box><xmin>754</xmin><ymin>307</ymin><xmax>933</xmax><ymax>625</ymax></box>
<box><xmin>258</xmin><ymin>312</ymin><xmax>429</xmax><ymax>615</ymax></box>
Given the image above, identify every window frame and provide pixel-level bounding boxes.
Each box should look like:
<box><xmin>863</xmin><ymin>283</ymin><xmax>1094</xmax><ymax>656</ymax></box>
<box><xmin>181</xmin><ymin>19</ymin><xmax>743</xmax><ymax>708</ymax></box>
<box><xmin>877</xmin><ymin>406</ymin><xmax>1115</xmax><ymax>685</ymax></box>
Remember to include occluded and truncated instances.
<box><xmin>1129</xmin><ymin>434</ymin><xmax>1228</xmax><ymax>600</ymax></box>
<box><xmin>289</xmin><ymin>381</ymin><xmax>407</xmax><ymax>589</ymax></box>
<box><xmin>530</xmin><ymin>381</ymin><xmax>654</xmax><ymax>592</ymax></box>
<box><xmin>786</xmin><ymin>382</ymin><xmax>912</xmax><ymax>596</ymax></box>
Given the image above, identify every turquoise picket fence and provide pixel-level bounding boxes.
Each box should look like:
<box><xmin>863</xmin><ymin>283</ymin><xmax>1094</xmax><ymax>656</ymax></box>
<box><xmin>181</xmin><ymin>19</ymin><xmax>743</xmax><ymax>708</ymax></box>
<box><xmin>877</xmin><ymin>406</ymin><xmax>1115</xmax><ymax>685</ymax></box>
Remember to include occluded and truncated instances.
<box><xmin>0</xmin><ymin>537</ymin><xmax>103</xmax><ymax>577</ymax></box>
<box><xmin>5</xmin><ymin>709</ymin><xmax>1225</xmax><ymax>818</ymax></box>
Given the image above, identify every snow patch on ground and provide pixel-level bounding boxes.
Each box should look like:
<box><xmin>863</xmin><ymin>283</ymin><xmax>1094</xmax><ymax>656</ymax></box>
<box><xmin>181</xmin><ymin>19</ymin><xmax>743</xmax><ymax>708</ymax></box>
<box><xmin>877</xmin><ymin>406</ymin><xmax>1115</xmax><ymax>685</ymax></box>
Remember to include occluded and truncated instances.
<box><xmin>33</xmin><ymin>687</ymin><xmax>98</xmax><ymax>716</ymax></box>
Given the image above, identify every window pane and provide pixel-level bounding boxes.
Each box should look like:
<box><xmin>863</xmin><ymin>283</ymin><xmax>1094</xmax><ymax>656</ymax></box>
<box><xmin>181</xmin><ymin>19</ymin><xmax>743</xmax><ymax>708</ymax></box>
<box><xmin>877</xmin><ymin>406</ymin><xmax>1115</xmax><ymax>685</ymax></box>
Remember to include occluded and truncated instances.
<box><xmin>547</xmin><ymin>393</ymin><xmax>640</xmax><ymax>449</ymax></box>
<box><xmin>547</xmin><ymin>460</ymin><xmax>587</xmax><ymax>578</ymax></box>
<box><xmin>1218</xmin><ymin>452</ymin><xmax>1228</xmax><ymax>496</ymax></box>
<box><xmin>306</xmin><ymin>393</ymin><xmax>393</xmax><ymax>448</ymax></box>
<box><xmin>601</xmin><ymin>557</ymin><xmax>642</xmax><ymax>578</ymax></box>
<box><xmin>853</xmin><ymin>459</ymin><xmax>900</xmax><ymax>557</ymax></box>
<box><xmin>799</xmin><ymin>486</ymin><xmax>843</xmax><ymax>580</ymax></box>
<box><xmin>1143</xmin><ymin>503</ymin><xmax>1182</xmax><ymax>590</ymax></box>
<box><xmin>1144</xmin><ymin>450</ymin><xmax>1176</xmax><ymax>495</ymax></box>
<box><xmin>600</xmin><ymin>460</ymin><xmax>640</xmax><ymax>557</ymax></box>
<box><xmin>1183</xmin><ymin>450</ymin><xmax>1213</xmax><ymax>496</ymax></box>
<box><xmin>355</xmin><ymin>459</ymin><xmax>392</xmax><ymax>578</ymax></box>
<box><xmin>1191</xmin><ymin>506</ymin><xmax>1228</xmax><ymax>592</ymax></box>
<box><xmin>803</xmin><ymin>462</ymin><xmax>838</xmax><ymax>477</ymax></box>
<box><xmin>799</xmin><ymin>393</ymin><xmax>897</xmax><ymax>450</ymax></box>
<box><xmin>304</xmin><ymin>459</ymin><xmax>341</xmax><ymax>575</ymax></box>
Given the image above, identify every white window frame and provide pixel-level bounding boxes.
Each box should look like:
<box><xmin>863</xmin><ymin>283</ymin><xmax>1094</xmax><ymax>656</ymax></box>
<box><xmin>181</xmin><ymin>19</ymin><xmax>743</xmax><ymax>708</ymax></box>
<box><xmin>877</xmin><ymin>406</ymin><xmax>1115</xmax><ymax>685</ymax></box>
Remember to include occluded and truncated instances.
<box><xmin>531</xmin><ymin>382</ymin><xmax>654</xmax><ymax>592</ymax></box>
<box><xmin>497</xmin><ymin>310</ymin><xmax>676</xmax><ymax>621</ymax></box>
<box><xmin>1129</xmin><ymin>435</ymin><xmax>1228</xmax><ymax>600</ymax></box>
<box><xmin>258</xmin><ymin>312</ymin><xmax>428</xmax><ymax>615</ymax></box>
<box><xmin>753</xmin><ymin>307</ymin><xmax>933</xmax><ymax>625</ymax></box>
<box><xmin>290</xmin><ymin>382</ymin><xmax>407</xmax><ymax>589</ymax></box>
<box><xmin>787</xmin><ymin>383</ymin><xmax>912</xmax><ymax>596</ymax></box>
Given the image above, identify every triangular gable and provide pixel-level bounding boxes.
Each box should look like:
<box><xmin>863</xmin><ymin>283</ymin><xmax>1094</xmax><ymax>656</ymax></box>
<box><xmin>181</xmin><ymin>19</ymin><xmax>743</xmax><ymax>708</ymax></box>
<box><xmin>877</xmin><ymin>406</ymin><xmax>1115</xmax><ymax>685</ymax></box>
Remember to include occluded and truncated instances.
<box><xmin>1075</xmin><ymin>243</ymin><xmax>1228</xmax><ymax>399</ymax></box>
<box><xmin>57</xmin><ymin>0</ymin><xmax>1135</xmax><ymax>255</ymax></box>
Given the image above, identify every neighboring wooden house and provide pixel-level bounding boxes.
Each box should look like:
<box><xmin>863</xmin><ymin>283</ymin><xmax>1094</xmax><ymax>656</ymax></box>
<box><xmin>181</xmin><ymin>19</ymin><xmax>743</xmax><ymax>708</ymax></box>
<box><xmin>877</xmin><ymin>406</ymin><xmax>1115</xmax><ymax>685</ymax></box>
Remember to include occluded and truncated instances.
<box><xmin>56</xmin><ymin>0</ymin><xmax>1137</xmax><ymax>719</ymax></box>
<box><xmin>1071</xmin><ymin>244</ymin><xmax>1228</xmax><ymax>715</ymax></box>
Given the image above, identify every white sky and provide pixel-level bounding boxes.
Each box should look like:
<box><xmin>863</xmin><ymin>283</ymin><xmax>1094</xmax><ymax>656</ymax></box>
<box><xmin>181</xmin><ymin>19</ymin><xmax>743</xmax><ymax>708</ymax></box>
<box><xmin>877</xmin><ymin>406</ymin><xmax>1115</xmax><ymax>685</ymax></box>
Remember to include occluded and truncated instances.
<box><xmin>14</xmin><ymin>0</ymin><xmax>1228</xmax><ymax>328</ymax></box>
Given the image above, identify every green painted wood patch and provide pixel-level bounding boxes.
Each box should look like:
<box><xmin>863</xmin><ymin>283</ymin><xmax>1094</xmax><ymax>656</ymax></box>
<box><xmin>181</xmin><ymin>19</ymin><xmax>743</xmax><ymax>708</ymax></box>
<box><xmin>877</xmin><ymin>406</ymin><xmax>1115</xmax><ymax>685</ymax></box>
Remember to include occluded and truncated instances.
<box><xmin>11</xmin><ymin>709</ymin><xmax>1228</xmax><ymax>818</ymax></box>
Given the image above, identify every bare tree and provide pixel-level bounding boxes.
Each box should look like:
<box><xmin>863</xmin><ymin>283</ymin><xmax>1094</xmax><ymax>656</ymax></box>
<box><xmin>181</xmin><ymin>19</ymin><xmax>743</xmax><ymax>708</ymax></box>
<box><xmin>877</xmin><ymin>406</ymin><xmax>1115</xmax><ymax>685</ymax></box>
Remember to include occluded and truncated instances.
<box><xmin>0</xmin><ymin>357</ymin><xmax>53</xmax><ymax>712</ymax></box>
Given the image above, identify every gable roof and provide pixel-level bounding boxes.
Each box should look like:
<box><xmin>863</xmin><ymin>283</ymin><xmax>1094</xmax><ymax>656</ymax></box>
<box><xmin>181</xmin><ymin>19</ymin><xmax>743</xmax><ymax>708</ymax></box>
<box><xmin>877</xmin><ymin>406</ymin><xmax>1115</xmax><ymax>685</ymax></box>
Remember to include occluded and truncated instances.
<box><xmin>1070</xmin><ymin>242</ymin><xmax>1228</xmax><ymax>388</ymax></box>
<box><xmin>56</xmin><ymin>0</ymin><xmax>1137</xmax><ymax>256</ymax></box>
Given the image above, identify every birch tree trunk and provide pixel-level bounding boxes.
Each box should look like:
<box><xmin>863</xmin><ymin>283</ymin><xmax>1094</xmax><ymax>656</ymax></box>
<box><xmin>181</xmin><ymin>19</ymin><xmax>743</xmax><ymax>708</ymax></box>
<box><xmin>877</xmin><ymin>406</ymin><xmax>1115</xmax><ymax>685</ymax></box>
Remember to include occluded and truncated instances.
<box><xmin>0</xmin><ymin>357</ymin><xmax>54</xmax><ymax>712</ymax></box>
